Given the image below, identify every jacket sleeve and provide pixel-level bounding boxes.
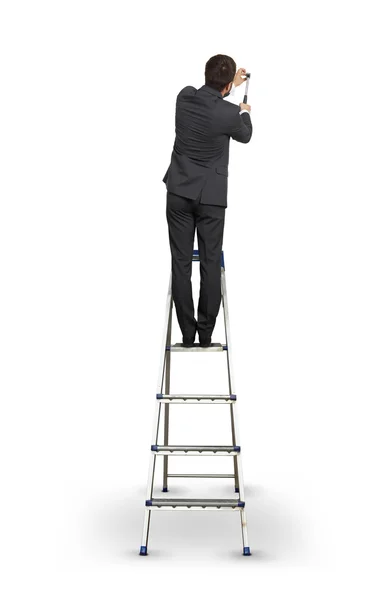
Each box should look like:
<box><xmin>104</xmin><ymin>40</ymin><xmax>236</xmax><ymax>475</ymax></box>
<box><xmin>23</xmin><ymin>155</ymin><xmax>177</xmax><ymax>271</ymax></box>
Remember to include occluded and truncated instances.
<box><xmin>228</xmin><ymin>111</ymin><xmax>253</xmax><ymax>144</ymax></box>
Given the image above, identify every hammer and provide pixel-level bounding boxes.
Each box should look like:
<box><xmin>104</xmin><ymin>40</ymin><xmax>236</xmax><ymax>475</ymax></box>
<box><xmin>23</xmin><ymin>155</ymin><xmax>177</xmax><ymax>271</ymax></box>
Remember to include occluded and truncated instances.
<box><xmin>243</xmin><ymin>73</ymin><xmax>251</xmax><ymax>104</ymax></box>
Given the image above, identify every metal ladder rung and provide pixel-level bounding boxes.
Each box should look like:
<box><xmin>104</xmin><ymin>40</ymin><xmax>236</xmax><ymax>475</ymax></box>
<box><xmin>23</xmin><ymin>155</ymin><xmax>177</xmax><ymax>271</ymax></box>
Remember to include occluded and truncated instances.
<box><xmin>168</xmin><ymin>474</ymin><xmax>235</xmax><ymax>479</ymax></box>
<box><xmin>157</xmin><ymin>394</ymin><xmax>236</xmax><ymax>403</ymax></box>
<box><xmin>158</xmin><ymin>398</ymin><xmax>235</xmax><ymax>404</ymax></box>
<box><xmin>151</xmin><ymin>445</ymin><xmax>240</xmax><ymax>455</ymax></box>
<box><xmin>167</xmin><ymin>343</ymin><xmax>227</xmax><ymax>352</ymax></box>
<box><xmin>146</xmin><ymin>498</ymin><xmax>245</xmax><ymax>509</ymax></box>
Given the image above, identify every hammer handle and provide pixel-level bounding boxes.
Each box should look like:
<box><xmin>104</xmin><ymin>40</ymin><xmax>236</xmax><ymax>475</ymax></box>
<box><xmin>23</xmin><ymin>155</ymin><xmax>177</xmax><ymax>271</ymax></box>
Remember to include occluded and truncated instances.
<box><xmin>243</xmin><ymin>73</ymin><xmax>251</xmax><ymax>105</ymax></box>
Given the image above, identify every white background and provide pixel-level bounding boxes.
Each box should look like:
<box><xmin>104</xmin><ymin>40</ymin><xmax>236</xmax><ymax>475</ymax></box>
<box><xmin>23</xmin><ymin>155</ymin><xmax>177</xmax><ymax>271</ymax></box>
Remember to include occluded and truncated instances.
<box><xmin>1</xmin><ymin>0</ymin><xmax>389</xmax><ymax>598</ymax></box>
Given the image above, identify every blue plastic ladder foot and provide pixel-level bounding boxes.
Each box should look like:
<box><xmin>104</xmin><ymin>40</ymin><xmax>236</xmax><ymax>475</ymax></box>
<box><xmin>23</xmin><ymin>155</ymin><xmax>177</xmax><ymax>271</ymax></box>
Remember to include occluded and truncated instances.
<box><xmin>243</xmin><ymin>546</ymin><xmax>251</xmax><ymax>556</ymax></box>
<box><xmin>162</xmin><ymin>487</ymin><xmax>168</xmax><ymax>492</ymax></box>
<box><xmin>139</xmin><ymin>546</ymin><xmax>148</xmax><ymax>556</ymax></box>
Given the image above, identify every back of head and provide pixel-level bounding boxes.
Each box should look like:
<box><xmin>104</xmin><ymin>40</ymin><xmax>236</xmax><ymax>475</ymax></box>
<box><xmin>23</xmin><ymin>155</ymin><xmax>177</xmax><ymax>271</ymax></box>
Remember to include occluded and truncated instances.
<box><xmin>205</xmin><ymin>54</ymin><xmax>236</xmax><ymax>92</ymax></box>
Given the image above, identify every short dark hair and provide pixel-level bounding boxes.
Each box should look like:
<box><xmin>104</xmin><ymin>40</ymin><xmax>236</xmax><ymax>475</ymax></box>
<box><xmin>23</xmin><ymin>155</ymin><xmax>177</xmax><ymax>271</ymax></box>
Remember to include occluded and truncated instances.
<box><xmin>205</xmin><ymin>54</ymin><xmax>236</xmax><ymax>92</ymax></box>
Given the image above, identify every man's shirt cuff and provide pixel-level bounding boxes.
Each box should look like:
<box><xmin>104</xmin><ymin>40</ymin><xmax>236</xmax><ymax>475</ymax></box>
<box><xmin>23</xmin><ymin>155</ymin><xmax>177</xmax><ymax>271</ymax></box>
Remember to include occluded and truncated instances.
<box><xmin>239</xmin><ymin>109</ymin><xmax>250</xmax><ymax>115</ymax></box>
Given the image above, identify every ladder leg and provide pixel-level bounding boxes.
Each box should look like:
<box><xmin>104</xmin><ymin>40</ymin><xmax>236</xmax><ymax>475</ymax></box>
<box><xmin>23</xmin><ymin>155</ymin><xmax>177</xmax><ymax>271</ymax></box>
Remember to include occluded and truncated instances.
<box><xmin>140</xmin><ymin>451</ymin><xmax>156</xmax><ymax>555</ymax></box>
<box><xmin>163</xmin><ymin>299</ymin><xmax>173</xmax><ymax>492</ymax></box>
<box><xmin>240</xmin><ymin>509</ymin><xmax>251</xmax><ymax>555</ymax></box>
<box><xmin>140</xmin><ymin>509</ymin><xmax>151</xmax><ymax>555</ymax></box>
<box><xmin>140</xmin><ymin>401</ymin><xmax>162</xmax><ymax>555</ymax></box>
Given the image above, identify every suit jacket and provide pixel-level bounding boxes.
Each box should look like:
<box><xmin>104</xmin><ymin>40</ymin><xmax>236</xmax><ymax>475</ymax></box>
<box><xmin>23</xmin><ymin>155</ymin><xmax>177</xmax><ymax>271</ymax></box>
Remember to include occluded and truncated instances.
<box><xmin>162</xmin><ymin>84</ymin><xmax>252</xmax><ymax>207</ymax></box>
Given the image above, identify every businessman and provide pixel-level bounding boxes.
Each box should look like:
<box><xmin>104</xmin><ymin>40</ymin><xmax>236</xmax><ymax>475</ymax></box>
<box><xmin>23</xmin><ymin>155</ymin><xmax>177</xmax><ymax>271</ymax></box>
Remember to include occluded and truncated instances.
<box><xmin>163</xmin><ymin>54</ymin><xmax>252</xmax><ymax>347</ymax></box>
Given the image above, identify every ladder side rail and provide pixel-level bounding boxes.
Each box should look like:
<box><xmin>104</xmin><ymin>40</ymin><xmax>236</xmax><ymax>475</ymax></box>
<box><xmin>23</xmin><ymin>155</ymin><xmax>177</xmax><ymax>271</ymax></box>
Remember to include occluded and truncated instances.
<box><xmin>141</xmin><ymin>274</ymin><xmax>172</xmax><ymax>555</ymax></box>
<box><xmin>163</xmin><ymin>303</ymin><xmax>173</xmax><ymax>491</ymax></box>
<box><xmin>146</xmin><ymin>402</ymin><xmax>162</xmax><ymax>497</ymax></box>
<box><xmin>233</xmin><ymin>411</ymin><xmax>246</xmax><ymax>503</ymax></box>
<box><xmin>221</xmin><ymin>266</ymin><xmax>240</xmax><ymax>493</ymax></box>
<box><xmin>140</xmin><ymin>401</ymin><xmax>162</xmax><ymax>553</ymax></box>
<box><xmin>221</xmin><ymin>263</ymin><xmax>251</xmax><ymax>553</ymax></box>
<box><xmin>221</xmin><ymin>267</ymin><xmax>236</xmax><ymax>395</ymax></box>
<box><xmin>157</xmin><ymin>274</ymin><xmax>173</xmax><ymax>394</ymax></box>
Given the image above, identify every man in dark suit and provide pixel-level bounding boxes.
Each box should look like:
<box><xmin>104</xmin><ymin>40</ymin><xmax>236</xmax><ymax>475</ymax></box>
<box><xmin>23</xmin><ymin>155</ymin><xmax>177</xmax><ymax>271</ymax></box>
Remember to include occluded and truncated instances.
<box><xmin>163</xmin><ymin>54</ymin><xmax>252</xmax><ymax>347</ymax></box>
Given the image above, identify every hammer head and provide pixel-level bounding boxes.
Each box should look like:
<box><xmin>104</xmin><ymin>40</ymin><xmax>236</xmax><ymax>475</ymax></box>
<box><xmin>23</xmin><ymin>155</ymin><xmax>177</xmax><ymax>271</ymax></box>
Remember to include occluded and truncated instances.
<box><xmin>245</xmin><ymin>72</ymin><xmax>251</xmax><ymax>79</ymax></box>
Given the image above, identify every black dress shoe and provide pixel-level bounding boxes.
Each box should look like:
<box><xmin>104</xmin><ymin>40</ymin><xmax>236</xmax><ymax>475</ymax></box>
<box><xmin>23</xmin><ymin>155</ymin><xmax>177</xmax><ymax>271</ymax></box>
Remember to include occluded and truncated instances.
<box><xmin>199</xmin><ymin>338</ymin><xmax>212</xmax><ymax>348</ymax></box>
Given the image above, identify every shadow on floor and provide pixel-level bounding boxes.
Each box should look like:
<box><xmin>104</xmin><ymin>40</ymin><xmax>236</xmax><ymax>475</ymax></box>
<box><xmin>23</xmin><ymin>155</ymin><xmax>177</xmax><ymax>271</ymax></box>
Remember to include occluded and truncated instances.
<box><xmin>83</xmin><ymin>483</ymin><xmax>308</xmax><ymax>564</ymax></box>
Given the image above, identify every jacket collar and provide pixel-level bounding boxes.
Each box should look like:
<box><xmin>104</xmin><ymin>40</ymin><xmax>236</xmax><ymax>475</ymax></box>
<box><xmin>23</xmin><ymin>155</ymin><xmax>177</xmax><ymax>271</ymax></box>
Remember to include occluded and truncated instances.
<box><xmin>199</xmin><ymin>84</ymin><xmax>223</xmax><ymax>99</ymax></box>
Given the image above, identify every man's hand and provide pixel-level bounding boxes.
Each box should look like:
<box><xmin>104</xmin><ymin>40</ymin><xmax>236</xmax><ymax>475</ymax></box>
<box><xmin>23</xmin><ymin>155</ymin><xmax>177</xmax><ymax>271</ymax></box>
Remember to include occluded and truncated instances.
<box><xmin>234</xmin><ymin>68</ymin><xmax>247</xmax><ymax>87</ymax></box>
<box><xmin>239</xmin><ymin>103</ymin><xmax>251</xmax><ymax>113</ymax></box>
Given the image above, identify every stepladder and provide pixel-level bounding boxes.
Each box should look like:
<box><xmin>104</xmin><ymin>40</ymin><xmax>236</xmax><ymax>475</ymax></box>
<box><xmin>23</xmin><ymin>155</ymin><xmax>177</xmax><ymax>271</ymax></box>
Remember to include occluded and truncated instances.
<box><xmin>139</xmin><ymin>249</ymin><xmax>251</xmax><ymax>556</ymax></box>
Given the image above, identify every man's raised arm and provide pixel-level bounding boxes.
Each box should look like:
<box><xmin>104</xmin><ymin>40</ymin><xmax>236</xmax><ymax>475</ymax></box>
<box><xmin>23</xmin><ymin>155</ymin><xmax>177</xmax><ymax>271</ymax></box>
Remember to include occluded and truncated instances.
<box><xmin>228</xmin><ymin>105</ymin><xmax>253</xmax><ymax>144</ymax></box>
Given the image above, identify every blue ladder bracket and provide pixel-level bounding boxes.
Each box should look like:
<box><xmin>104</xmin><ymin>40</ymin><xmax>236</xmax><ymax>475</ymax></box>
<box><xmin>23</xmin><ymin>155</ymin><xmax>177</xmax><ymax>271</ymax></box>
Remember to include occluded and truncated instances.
<box><xmin>151</xmin><ymin>445</ymin><xmax>158</xmax><ymax>451</ymax></box>
<box><xmin>145</xmin><ymin>500</ymin><xmax>152</xmax><ymax>507</ymax></box>
<box><xmin>235</xmin><ymin>487</ymin><xmax>240</xmax><ymax>494</ymax></box>
<box><xmin>156</xmin><ymin>393</ymin><xmax>163</xmax><ymax>399</ymax></box>
<box><xmin>230</xmin><ymin>394</ymin><xmax>237</xmax><ymax>401</ymax></box>
<box><xmin>238</xmin><ymin>501</ymin><xmax>245</xmax><ymax>508</ymax></box>
<box><xmin>166</xmin><ymin>346</ymin><xmax>171</xmax><ymax>351</ymax></box>
<box><xmin>234</xmin><ymin>446</ymin><xmax>241</xmax><ymax>452</ymax></box>
<box><xmin>223</xmin><ymin>345</ymin><xmax>228</xmax><ymax>351</ymax></box>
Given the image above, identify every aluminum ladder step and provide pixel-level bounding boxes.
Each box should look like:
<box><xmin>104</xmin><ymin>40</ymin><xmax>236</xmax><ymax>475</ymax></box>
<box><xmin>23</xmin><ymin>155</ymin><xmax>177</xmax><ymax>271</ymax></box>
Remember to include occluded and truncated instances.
<box><xmin>167</xmin><ymin>343</ymin><xmax>227</xmax><ymax>352</ymax></box>
<box><xmin>157</xmin><ymin>393</ymin><xmax>236</xmax><ymax>404</ymax></box>
<box><xmin>151</xmin><ymin>445</ymin><xmax>240</xmax><ymax>455</ymax></box>
<box><xmin>146</xmin><ymin>498</ymin><xmax>245</xmax><ymax>509</ymax></box>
